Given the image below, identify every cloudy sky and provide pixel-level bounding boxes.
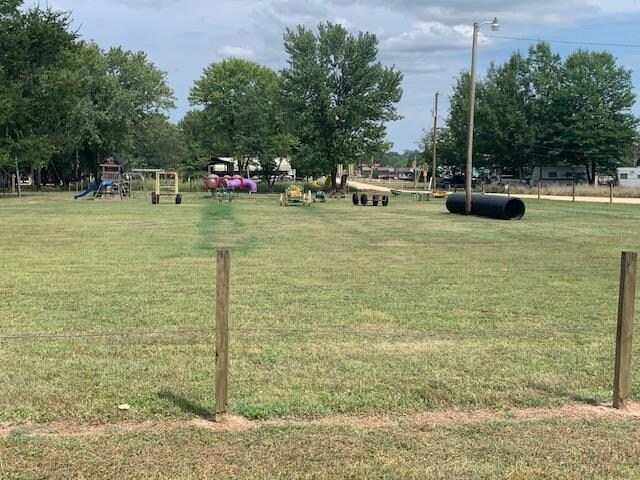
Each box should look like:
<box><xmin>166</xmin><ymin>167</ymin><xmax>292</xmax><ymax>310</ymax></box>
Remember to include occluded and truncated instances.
<box><xmin>44</xmin><ymin>0</ymin><xmax>640</xmax><ymax>151</ymax></box>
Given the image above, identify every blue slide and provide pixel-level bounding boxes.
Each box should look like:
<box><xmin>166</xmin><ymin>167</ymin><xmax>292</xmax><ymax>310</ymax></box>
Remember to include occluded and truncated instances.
<box><xmin>74</xmin><ymin>182</ymin><xmax>100</xmax><ymax>199</ymax></box>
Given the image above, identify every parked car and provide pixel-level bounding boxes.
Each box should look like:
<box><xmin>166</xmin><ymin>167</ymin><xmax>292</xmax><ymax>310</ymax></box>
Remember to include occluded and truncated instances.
<box><xmin>398</xmin><ymin>173</ymin><xmax>414</xmax><ymax>181</ymax></box>
<box><xmin>440</xmin><ymin>174</ymin><xmax>479</xmax><ymax>189</ymax></box>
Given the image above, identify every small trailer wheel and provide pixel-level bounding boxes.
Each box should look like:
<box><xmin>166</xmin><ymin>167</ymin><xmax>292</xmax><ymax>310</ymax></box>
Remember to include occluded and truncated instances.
<box><xmin>360</xmin><ymin>193</ymin><xmax>368</xmax><ymax>205</ymax></box>
<box><xmin>175</xmin><ymin>194</ymin><xmax>182</xmax><ymax>205</ymax></box>
<box><xmin>382</xmin><ymin>195</ymin><xmax>389</xmax><ymax>206</ymax></box>
<box><xmin>352</xmin><ymin>193</ymin><xmax>359</xmax><ymax>205</ymax></box>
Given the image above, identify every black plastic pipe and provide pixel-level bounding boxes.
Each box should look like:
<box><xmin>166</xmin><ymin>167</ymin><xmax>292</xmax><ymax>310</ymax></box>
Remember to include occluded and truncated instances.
<box><xmin>446</xmin><ymin>192</ymin><xmax>525</xmax><ymax>220</ymax></box>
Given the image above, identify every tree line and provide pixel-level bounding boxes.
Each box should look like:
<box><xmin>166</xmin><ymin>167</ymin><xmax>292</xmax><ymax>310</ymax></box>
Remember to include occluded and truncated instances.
<box><xmin>0</xmin><ymin>2</ymin><xmax>402</xmax><ymax>189</ymax></box>
<box><xmin>0</xmin><ymin>1</ymin><xmax>184</xmax><ymax>186</ymax></box>
<box><xmin>427</xmin><ymin>42</ymin><xmax>639</xmax><ymax>184</ymax></box>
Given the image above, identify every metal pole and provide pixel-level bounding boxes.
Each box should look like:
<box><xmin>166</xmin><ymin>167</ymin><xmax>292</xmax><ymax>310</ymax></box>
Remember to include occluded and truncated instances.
<box><xmin>432</xmin><ymin>91</ymin><xmax>439</xmax><ymax>191</ymax></box>
<box><xmin>465</xmin><ymin>23</ymin><xmax>479</xmax><ymax>215</ymax></box>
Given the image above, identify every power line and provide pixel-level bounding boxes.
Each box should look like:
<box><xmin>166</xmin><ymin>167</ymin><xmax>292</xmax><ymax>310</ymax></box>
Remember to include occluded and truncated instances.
<box><xmin>487</xmin><ymin>35</ymin><xmax>640</xmax><ymax>49</ymax></box>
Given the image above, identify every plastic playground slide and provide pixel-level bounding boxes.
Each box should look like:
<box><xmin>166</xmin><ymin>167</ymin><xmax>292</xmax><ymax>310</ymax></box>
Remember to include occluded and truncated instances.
<box><xmin>74</xmin><ymin>180</ymin><xmax>116</xmax><ymax>199</ymax></box>
<box><xmin>74</xmin><ymin>182</ymin><xmax>100</xmax><ymax>199</ymax></box>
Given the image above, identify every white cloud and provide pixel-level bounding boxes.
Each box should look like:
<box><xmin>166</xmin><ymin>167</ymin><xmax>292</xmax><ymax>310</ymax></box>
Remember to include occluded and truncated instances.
<box><xmin>218</xmin><ymin>46</ymin><xmax>254</xmax><ymax>58</ymax></box>
<box><xmin>383</xmin><ymin>21</ymin><xmax>473</xmax><ymax>54</ymax></box>
<box><xmin>334</xmin><ymin>17</ymin><xmax>354</xmax><ymax>29</ymax></box>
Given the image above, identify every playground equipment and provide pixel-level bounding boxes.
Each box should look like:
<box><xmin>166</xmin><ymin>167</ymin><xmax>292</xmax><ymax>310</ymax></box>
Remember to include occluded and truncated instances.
<box><xmin>152</xmin><ymin>171</ymin><xmax>182</xmax><ymax>204</ymax></box>
<box><xmin>203</xmin><ymin>174</ymin><xmax>257</xmax><ymax>197</ymax></box>
<box><xmin>446</xmin><ymin>192</ymin><xmax>525</xmax><ymax>220</ymax></box>
<box><xmin>352</xmin><ymin>190</ymin><xmax>390</xmax><ymax>207</ymax></box>
<box><xmin>204</xmin><ymin>174</ymin><xmax>222</xmax><ymax>190</ymax></box>
<box><xmin>74</xmin><ymin>155</ymin><xmax>130</xmax><ymax>200</ymax></box>
<box><xmin>225</xmin><ymin>176</ymin><xmax>257</xmax><ymax>193</ymax></box>
<box><xmin>313</xmin><ymin>191</ymin><xmax>326</xmax><ymax>203</ymax></box>
<box><xmin>280</xmin><ymin>184</ymin><xmax>312</xmax><ymax>206</ymax></box>
<box><xmin>215</xmin><ymin>187</ymin><xmax>234</xmax><ymax>202</ymax></box>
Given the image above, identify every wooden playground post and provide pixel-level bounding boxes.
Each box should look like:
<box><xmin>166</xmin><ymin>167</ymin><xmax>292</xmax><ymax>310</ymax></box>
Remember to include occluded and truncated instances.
<box><xmin>537</xmin><ymin>180</ymin><xmax>541</xmax><ymax>201</ymax></box>
<box><xmin>572</xmin><ymin>180</ymin><xmax>576</xmax><ymax>202</ymax></box>
<box><xmin>613</xmin><ymin>251</ymin><xmax>637</xmax><ymax>409</ymax></box>
<box><xmin>215</xmin><ymin>249</ymin><xmax>230</xmax><ymax>418</ymax></box>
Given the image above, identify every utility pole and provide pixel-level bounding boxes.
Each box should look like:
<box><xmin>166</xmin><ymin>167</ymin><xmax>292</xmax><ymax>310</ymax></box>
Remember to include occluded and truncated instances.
<box><xmin>466</xmin><ymin>17</ymin><xmax>499</xmax><ymax>215</ymax></box>
<box><xmin>432</xmin><ymin>91</ymin><xmax>439</xmax><ymax>191</ymax></box>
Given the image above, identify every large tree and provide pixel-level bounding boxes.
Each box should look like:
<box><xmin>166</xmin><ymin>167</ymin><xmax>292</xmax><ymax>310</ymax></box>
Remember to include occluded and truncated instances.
<box><xmin>0</xmin><ymin>1</ymin><xmax>78</xmax><ymax>186</ymax></box>
<box><xmin>188</xmin><ymin>58</ymin><xmax>284</xmax><ymax>176</ymax></box>
<box><xmin>552</xmin><ymin>50</ymin><xmax>637</xmax><ymax>183</ymax></box>
<box><xmin>281</xmin><ymin>22</ymin><xmax>403</xmax><ymax>186</ymax></box>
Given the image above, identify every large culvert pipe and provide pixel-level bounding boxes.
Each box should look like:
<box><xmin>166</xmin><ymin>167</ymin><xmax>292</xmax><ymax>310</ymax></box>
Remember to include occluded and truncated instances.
<box><xmin>446</xmin><ymin>193</ymin><xmax>525</xmax><ymax>220</ymax></box>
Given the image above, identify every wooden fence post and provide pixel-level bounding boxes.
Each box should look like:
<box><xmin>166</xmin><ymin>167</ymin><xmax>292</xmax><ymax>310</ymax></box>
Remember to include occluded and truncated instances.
<box><xmin>613</xmin><ymin>251</ymin><xmax>637</xmax><ymax>409</ymax></box>
<box><xmin>215</xmin><ymin>249</ymin><xmax>230</xmax><ymax>418</ymax></box>
<box><xmin>537</xmin><ymin>180</ymin><xmax>541</xmax><ymax>201</ymax></box>
<box><xmin>572</xmin><ymin>180</ymin><xmax>576</xmax><ymax>202</ymax></box>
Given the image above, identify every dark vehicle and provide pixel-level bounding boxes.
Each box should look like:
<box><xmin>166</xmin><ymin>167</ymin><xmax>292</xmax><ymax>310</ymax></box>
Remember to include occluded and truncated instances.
<box><xmin>440</xmin><ymin>174</ymin><xmax>479</xmax><ymax>189</ymax></box>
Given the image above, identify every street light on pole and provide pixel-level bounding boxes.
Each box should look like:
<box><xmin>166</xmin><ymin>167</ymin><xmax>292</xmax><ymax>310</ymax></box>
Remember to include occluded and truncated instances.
<box><xmin>465</xmin><ymin>17</ymin><xmax>499</xmax><ymax>215</ymax></box>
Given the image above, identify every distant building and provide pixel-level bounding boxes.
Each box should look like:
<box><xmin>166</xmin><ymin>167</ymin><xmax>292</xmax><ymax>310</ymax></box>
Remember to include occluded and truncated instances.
<box><xmin>616</xmin><ymin>167</ymin><xmax>640</xmax><ymax>187</ymax></box>
<box><xmin>207</xmin><ymin>156</ymin><xmax>295</xmax><ymax>177</ymax></box>
<box><xmin>530</xmin><ymin>166</ymin><xmax>587</xmax><ymax>185</ymax></box>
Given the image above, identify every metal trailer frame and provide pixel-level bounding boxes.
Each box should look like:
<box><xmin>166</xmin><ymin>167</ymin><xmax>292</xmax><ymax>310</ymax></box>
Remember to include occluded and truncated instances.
<box><xmin>352</xmin><ymin>190</ymin><xmax>390</xmax><ymax>207</ymax></box>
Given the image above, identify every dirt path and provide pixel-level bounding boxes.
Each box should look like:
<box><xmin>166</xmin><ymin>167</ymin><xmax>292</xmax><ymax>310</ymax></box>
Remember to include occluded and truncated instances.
<box><xmin>346</xmin><ymin>181</ymin><xmax>640</xmax><ymax>204</ymax></box>
<box><xmin>491</xmin><ymin>192</ymin><xmax>640</xmax><ymax>205</ymax></box>
<box><xmin>2</xmin><ymin>402</ymin><xmax>639</xmax><ymax>439</ymax></box>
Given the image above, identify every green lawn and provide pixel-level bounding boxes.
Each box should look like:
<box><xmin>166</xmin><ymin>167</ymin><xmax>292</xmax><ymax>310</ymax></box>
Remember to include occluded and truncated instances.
<box><xmin>3</xmin><ymin>416</ymin><xmax>640</xmax><ymax>479</ymax></box>
<box><xmin>1</xmin><ymin>191</ymin><xmax>640</xmax><ymax>477</ymax></box>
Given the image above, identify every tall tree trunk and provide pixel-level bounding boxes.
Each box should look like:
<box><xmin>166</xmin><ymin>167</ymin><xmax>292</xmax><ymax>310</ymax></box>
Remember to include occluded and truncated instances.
<box><xmin>585</xmin><ymin>161</ymin><xmax>596</xmax><ymax>185</ymax></box>
<box><xmin>15</xmin><ymin>160</ymin><xmax>22</xmax><ymax>198</ymax></box>
<box><xmin>331</xmin><ymin>167</ymin><xmax>338</xmax><ymax>190</ymax></box>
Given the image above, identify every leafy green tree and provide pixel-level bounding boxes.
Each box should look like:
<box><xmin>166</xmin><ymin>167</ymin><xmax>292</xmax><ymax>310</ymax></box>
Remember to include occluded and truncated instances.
<box><xmin>481</xmin><ymin>54</ymin><xmax>536</xmax><ymax>177</ymax></box>
<box><xmin>443</xmin><ymin>72</ymin><xmax>491</xmax><ymax>170</ymax></box>
<box><xmin>281</xmin><ymin>22</ymin><xmax>403</xmax><ymax>187</ymax></box>
<box><xmin>188</xmin><ymin>58</ymin><xmax>283</xmax><ymax>176</ymax></box>
<box><xmin>0</xmin><ymin>1</ymin><xmax>78</xmax><ymax>186</ymax></box>
<box><xmin>552</xmin><ymin>50</ymin><xmax>637</xmax><ymax>183</ymax></box>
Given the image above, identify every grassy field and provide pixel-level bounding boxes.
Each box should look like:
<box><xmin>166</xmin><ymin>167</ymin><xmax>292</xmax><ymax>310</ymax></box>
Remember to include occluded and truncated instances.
<box><xmin>1</xmin><ymin>191</ymin><xmax>640</xmax><ymax>477</ymax></box>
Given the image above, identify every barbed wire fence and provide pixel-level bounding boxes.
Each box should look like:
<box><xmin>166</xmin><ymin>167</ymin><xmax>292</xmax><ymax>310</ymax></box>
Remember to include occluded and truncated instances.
<box><xmin>0</xmin><ymin>250</ymin><xmax>636</xmax><ymax>419</ymax></box>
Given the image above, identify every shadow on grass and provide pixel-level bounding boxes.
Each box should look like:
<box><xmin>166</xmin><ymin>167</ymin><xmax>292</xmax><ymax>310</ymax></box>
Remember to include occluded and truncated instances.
<box><xmin>157</xmin><ymin>390</ymin><xmax>213</xmax><ymax>419</ymax></box>
<box><xmin>526</xmin><ymin>381</ymin><xmax>600</xmax><ymax>405</ymax></box>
